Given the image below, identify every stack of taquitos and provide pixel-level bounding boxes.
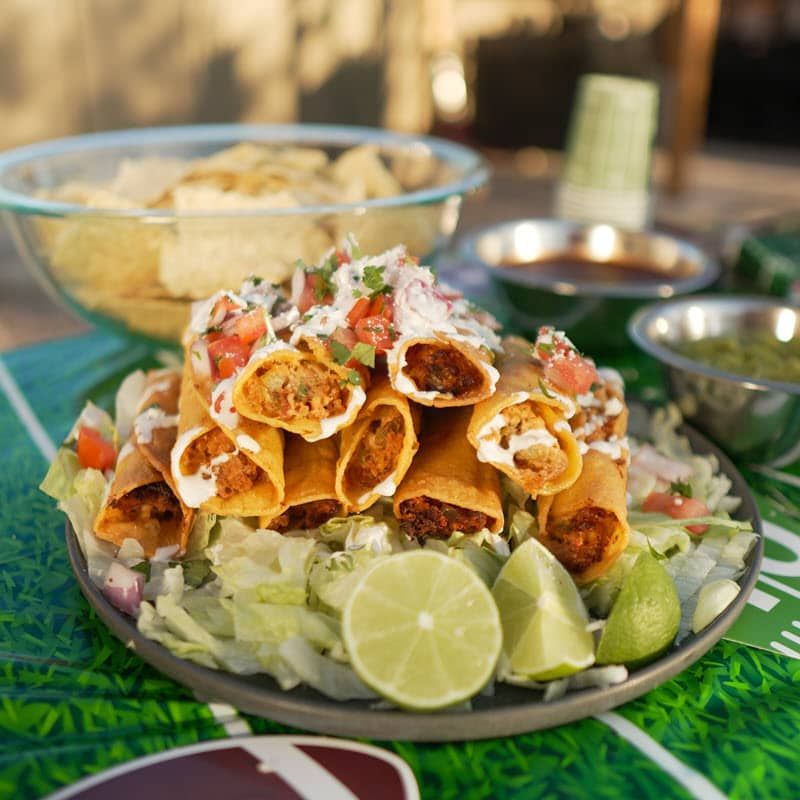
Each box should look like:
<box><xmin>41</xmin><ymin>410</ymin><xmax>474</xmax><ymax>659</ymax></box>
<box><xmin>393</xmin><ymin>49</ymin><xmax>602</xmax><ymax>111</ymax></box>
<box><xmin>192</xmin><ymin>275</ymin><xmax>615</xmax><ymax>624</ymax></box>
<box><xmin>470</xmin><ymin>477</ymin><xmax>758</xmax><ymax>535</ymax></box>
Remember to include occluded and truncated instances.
<box><xmin>95</xmin><ymin>369</ymin><xmax>194</xmax><ymax>556</ymax></box>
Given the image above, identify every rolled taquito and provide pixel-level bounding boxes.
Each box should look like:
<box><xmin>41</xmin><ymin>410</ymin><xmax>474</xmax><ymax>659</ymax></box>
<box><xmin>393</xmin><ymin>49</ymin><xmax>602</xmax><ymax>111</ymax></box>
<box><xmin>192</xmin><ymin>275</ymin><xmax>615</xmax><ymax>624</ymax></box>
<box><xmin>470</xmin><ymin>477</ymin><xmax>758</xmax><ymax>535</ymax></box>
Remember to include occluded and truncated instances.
<box><xmin>230</xmin><ymin>336</ymin><xmax>367</xmax><ymax>441</ymax></box>
<box><xmin>261</xmin><ymin>434</ymin><xmax>344</xmax><ymax>532</ymax></box>
<box><xmin>468</xmin><ymin>337</ymin><xmax>581</xmax><ymax>498</ymax></box>
<box><xmin>335</xmin><ymin>375</ymin><xmax>421</xmax><ymax>512</ymax></box>
<box><xmin>171</xmin><ymin>367</ymin><xmax>285</xmax><ymax>517</ymax></box>
<box><xmin>95</xmin><ymin>369</ymin><xmax>193</xmax><ymax>556</ymax></box>
<box><xmin>536</xmin><ymin>449</ymin><xmax>629</xmax><ymax>584</ymax></box>
<box><xmin>394</xmin><ymin>407</ymin><xmax>503</xmax><ymax>538</ymax></box>
<box><xmin>387</xmin><ymin>333</ymin><xmax>499</xmax><ymax>407</ymax></box>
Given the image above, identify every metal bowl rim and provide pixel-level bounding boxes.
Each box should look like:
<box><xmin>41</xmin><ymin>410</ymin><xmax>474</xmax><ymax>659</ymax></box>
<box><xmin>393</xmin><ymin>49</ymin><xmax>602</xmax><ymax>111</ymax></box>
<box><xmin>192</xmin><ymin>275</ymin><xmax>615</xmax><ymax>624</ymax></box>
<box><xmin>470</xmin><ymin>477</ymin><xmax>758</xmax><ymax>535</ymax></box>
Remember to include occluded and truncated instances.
<box><xmin>461</xmin><ymin>218</ymin><xmax>719</xmax><ymax>299</ymax></box>
<box><xmin>0</xmin><ymin>123</ymin><xmax>489</xmax><ymax>219</ymax></box>
<box><xmin>628</xmin><ymin>294</ymin><xmax>800</xmax><ymax>396</ymax></box>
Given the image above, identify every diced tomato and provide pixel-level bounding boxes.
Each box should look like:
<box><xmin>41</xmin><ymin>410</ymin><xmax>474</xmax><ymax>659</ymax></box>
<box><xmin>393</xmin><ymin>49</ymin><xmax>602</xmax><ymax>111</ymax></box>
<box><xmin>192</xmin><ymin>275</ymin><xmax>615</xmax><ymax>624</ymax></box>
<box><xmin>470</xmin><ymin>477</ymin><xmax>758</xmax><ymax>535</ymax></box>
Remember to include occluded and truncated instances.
<box><xmin>224</xmin><ymin>309</ymin><xmax>266</xmax><ymax>344</ymax></box>
<box><xmin>543</xmin><ymin>352</ymin><xmax>598</xmax><ymax>395</ymax></box>
<box><xmin>355</xmin><ymin>316</ymin><xmax>395</xmax><ymax>353</ymax></box>
<box><xmin>346</xmin><ymin>296</ymin><xmax>372</xmax><ymax>326</ymax></box>
<box><xmin>368</xmin><ymin>294</ymin><xmax>394</xmax><ymax>321</ymax></box>
<box><xmin>642</xmin><ymin>491</ymin><xmax>710</xmax><ymax>534</ymax></box>
<box><xmin>330</xmin><ymin>326</ymin><xmax>358</xmax><ymax>351</ymax></box>
<box><xmin>76</xmin><ymin>427</ymin><xmax>117</xmax><ymax>471</ymax></box>
<box><xmin>208</xmin><ymin>335</ymin><xmax>251</xmax><ymax>380</ymax></box>
<box><xmin>298</xmin><ymin>274</ymin><xmax>333</xmax><ymax>314</ymax></box>
<box><xmin>210</xmin><ymin>295</ymin><xmax>242</xmax><ymax>326</ymax></box>
<box><xmin>335</xmin><ymin>249</ymin><xmax>350</xmax><ymax>267</ymax></box>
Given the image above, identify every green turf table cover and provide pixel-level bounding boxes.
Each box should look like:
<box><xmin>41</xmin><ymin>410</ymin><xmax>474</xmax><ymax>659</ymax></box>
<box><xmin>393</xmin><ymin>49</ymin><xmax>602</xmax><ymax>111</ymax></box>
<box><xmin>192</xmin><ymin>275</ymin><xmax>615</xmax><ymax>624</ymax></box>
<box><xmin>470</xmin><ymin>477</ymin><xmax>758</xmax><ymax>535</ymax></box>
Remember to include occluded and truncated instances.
<box><xmin>1</xmin><ymin>330</ymin><xmax>800</xmax><ymax>800</ymax></box>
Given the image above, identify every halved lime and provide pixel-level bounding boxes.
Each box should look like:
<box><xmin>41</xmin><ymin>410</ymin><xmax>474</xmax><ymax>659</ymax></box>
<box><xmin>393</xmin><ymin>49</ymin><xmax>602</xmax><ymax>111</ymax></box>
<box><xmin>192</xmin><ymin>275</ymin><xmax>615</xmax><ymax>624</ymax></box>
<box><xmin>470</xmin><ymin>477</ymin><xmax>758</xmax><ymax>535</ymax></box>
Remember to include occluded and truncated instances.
<box><xmin>492</xmin><ymin>537</ymin><xmax>595</xmax><ymax>681</ymax></box>
<box><xmin>342</xmin><ymin>550</ymin><xmax>502</xmax><ymax>710</ymax></box>
<box><xmin>596</xmin><ymin>551</ymin><xmax>680</xmax><ymax>668</ymax></box>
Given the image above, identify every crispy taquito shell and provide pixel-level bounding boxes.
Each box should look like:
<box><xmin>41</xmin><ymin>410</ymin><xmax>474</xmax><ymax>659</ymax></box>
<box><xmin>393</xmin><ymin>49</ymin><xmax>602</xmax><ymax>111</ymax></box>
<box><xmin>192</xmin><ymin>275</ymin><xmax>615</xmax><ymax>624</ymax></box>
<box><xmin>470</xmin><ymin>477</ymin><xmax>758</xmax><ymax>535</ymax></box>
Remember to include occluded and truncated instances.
<box><xmin>394</xmin><ymin>408</ymin><xmax>503</xmax><ymax>534</ymax></box>
<box><xmin>335</xmin><ymin>375</ymin><xmax>421</xmax><ymax>512</ymax></box>
<box><xmin>261</xmin><ymin>434</ymin><xmax>344</xmax><ymax>530</ymax></box>
<box><xmin>536</xmin><ymin>449</ymin><xmax>629</xmax><ymax>584</ymax></box>
<box><xmin>171</xmin><ymin>367</ymin><xmax>284</xmax><ymax>517</ymax></box>
<box><xmin>132</xmin><ymin>368</ymin><xmax>182</xmax><ymax>481</ymax></box>
<box><xmin>229</xmin><ymin>336</ymin><xmax>367</xmax><ymax>441</ymax></box>
<box><xmin>94</xmin><ymin>440</ymin><xmax>193</xmax><ymax>557</ymax></box>
<box><xmin>468</xmin><ymin>337</ymin><xmax>581</xmax><ymax>498</ymax></box>
<box><xmin>387</xmin><ymin>333</ymin><xmax>499</xmax><ymax>407</ymax></box>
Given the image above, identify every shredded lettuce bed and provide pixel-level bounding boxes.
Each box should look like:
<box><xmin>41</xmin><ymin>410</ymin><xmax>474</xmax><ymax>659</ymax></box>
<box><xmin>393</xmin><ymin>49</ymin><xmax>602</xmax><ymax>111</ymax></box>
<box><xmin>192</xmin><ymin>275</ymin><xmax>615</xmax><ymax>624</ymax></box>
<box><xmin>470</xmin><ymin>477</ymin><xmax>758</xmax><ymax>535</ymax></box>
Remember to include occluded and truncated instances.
<box><xmin>42</xmin><ymin>400</ymin><xmax>757</xmax><ymax>703</ymax></box>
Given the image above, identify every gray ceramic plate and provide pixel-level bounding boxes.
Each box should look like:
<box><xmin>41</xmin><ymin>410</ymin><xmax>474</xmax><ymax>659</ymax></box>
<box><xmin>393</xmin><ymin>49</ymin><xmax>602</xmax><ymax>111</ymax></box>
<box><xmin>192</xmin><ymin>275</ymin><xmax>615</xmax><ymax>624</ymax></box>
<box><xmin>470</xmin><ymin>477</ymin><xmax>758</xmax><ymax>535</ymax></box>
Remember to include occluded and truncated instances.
<box><xmin>66</xmin><ymin>406</ymin><xmax>763</xmax><ymax>742</ymax></box>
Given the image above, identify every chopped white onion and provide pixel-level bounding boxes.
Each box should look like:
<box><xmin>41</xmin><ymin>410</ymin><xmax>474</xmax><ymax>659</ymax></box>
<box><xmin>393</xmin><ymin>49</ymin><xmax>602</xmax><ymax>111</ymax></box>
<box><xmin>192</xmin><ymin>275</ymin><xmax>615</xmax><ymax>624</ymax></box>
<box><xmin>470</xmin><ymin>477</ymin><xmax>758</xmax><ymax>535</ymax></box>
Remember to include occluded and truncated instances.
<box><xmin>631</xmin><ymin>443</ymin><xmax>693</xmax><ymax>483</ymax></box>
<box><xmin>189</xmin><ymin>339</ymin><xmax>211</xmax><ymax>379</ymax></box>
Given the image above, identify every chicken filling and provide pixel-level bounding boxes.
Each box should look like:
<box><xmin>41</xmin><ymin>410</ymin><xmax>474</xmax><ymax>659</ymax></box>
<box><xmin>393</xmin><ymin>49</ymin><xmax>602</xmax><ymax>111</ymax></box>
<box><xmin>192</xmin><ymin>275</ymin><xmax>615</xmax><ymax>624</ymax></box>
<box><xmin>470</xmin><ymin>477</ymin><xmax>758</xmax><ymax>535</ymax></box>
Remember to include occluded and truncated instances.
<box><xmin>242</xmin><ymin>358</ymin><xmax>349</xmax><ymax>422</ymax></box>
<box><xmin>108</xmin><ymin>482</ymin><xmax>182</xmax><ymax>532</ymax></box>
<box><xmin>398</xmin><ymin>496</ymin><xmax>492</xmax><ymax>539</ymax></box>
<box><xmin>403</xmin><ymin>344</ymin><xmax>483</xmax><ymax>396</ymax></box>
<box><xmin>182</xmin><ymin>428</ymin><xmax>262</xmax><ymax>500</ymax></box>
<box><xmin>270</xmin><ymin>499</ymin><xmax>341</xmax><ymax>532</ymax></box>
<box><xmin>494</xmin><ymin>403</ymin><xmax>567</xmax><ymax>489</ymax></box>
<box><xmin>345</xmin><ymin>408</ymin><xmax>405</xmax><ymax>492</ymax></box>
<box><xmin>543</xmin><ymin>508</ymin><xmax>619</xmax><ymax>574</ymax></box>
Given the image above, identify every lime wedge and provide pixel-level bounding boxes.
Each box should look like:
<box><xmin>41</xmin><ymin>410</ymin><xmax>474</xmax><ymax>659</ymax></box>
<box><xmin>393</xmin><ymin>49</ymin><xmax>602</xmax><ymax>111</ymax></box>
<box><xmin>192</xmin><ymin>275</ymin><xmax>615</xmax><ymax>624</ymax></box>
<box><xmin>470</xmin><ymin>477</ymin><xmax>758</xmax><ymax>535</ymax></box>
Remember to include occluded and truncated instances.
<box><xmin>492</xmin><ymin>538</ymin><xmax>595</xmax><ymax>681</ymax></box>
<box><xmin>596</xmin><ymin>551</ymin><xmax>680</xmax><ymax>668</ymax></box>
<box><xmin>342</xmin><ymin>550</ymin><xmax>502</xmax><ymax>710</ymax></box>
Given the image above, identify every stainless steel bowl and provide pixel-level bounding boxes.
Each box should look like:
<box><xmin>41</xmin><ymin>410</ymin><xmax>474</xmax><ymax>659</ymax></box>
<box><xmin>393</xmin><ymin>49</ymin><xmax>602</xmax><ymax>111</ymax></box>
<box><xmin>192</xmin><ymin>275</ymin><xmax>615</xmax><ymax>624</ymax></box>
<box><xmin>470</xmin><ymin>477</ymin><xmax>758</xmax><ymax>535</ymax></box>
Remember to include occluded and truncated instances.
<box><xmin>629</xmin><ymin>295</ymin><xmax>800</xmax><ymax>464</ymax></box>
<box><xmin>462</xmin><ymin>218</ymin><xmax>719</xmax><ymax>352</ymax></box>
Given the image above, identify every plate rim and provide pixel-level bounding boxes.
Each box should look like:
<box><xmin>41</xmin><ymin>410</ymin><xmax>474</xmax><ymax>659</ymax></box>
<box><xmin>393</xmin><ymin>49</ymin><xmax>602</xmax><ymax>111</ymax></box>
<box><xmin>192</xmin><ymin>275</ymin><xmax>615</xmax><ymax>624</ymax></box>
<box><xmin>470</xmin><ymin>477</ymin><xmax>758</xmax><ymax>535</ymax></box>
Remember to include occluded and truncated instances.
<box><xmin>65</xmin><ymin>408</ymin><xmax>764</xmax><ymax>742</ymax></box>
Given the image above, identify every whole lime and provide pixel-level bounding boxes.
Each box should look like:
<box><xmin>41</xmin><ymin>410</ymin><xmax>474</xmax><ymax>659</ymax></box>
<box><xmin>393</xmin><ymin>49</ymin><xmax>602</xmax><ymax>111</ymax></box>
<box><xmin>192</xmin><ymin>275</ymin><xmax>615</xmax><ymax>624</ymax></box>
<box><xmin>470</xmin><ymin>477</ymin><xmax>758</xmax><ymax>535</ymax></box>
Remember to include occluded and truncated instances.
<box><xmin>596</xmin><ymin>551</ymin><xmax>680</xmax><ymax>668</ymax></box>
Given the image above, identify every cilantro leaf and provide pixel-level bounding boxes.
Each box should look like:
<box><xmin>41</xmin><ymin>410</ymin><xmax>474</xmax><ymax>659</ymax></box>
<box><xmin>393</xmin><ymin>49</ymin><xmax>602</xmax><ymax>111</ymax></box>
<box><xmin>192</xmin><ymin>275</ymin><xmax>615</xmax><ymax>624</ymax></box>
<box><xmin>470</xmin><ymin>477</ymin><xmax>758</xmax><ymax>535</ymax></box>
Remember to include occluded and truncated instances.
<box><xmin>350</xmin><ymin>342</ymin><xmax>376</xmax><ymax>368</ymax></box>
<box><xmin>329</xmin><ymin>339</ymin><xmax>351</xmax><ymax>365</ymax></box>
<box><xmin>347</xmin><ymin>370</ymin><xmax>362</xmax><ymax>385</ymax></box>
<box><xmin>670</xmin><ymin>480</ymin><xmax>693</xmax><ymax>498</ymax></box>
<box><xmin>362</xmin><ymin>265</ymin><xmax>388</xmax><ymax>297</ymax></box>
<box><xmin>130</xmin><ymin>561</ymin><xmax>151</xmax><ymax>579</ymax></box>
<box><xmin>538</xmin><ymin>378</ymin><xmax>555</xmax><ymax>399</ymax></box>
<box><xmin>537</xmin><ymin>341</ymin><xmax>555</xmax><ymax>357</ymax></box>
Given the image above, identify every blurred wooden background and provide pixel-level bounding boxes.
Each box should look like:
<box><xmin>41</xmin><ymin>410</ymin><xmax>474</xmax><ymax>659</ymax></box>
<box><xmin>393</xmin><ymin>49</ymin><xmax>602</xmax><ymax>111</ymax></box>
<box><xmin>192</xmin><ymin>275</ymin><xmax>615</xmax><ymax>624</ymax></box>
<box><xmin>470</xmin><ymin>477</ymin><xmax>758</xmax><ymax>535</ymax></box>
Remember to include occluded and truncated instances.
<box><xmin>2</xmin><ymin>0</ymin><xmax>680</xmax><ymax>147</ymax></box>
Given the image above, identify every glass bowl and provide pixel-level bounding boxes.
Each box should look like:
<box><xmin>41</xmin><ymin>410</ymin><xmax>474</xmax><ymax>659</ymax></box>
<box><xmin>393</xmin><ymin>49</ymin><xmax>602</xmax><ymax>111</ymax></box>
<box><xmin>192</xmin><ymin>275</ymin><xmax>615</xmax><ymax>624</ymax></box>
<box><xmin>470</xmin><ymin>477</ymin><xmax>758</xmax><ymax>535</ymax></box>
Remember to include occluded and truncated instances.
<box><xmin>0</xmin><ymin>124</ymin><xmax>488</xmax><ymax>342</ymax></box>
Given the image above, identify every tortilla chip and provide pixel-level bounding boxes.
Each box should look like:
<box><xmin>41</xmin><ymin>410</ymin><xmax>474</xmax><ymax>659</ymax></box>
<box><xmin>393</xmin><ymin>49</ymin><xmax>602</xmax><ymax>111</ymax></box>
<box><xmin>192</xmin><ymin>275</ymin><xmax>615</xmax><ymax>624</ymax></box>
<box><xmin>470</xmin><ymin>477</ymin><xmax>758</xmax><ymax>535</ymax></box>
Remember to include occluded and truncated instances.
<box><xmin>328</xmin><ymin>145</ymin><xmax>402</xmax><ymax>198</ymax></box>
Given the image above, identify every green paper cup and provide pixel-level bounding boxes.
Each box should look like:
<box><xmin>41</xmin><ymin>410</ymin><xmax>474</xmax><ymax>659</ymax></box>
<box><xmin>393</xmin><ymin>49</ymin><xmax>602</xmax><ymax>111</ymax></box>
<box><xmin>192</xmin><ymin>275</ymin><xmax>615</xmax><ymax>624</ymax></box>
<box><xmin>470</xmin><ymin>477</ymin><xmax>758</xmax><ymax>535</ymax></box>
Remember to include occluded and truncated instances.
<box><xmin>557</xmin><ymin>74</ymin><xmax>659</xmax><ymax>230</ymax></box>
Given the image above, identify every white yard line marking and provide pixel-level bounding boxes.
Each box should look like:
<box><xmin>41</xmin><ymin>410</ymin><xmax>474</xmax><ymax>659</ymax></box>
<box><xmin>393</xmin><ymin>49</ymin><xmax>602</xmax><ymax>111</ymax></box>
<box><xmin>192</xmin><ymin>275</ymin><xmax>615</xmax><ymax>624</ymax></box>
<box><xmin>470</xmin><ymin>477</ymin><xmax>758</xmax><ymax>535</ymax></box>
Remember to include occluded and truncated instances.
<box><xmin>759</xmin><ymin>574</ymin><xmax>800</xmax><ymax>601</ymax></box>
<box><xmin>597</xmin><ymin>712</ymin><xmax>728</xmax><ymax>800</ymax></box>
<box><xmin>0</xmin><ymin>358</ymin><xmax>57</xmax><ymax>460</ymax></box>
<box><xmin>747</xmin><ymin>587</ymin><xmax>780</xmax><ymax>612</ymax></box>
<box><xmin>771</xmin><ymin>641</ymin><xmax>800</xmax><ymax>659</ymax></box>
<box><xmin>243</xmin><ymin>739</ymin><xmax>359</xmax><ymax>800</ymax></box>
<box><xmin>0</xmin><ymin>355</ymin><xmax>252</xmax><ymax>738</ymax></box>
<box><xmin>207</xmin><ymin>702</ymin><xmax>252</xmax><ymax>737</ymax></box>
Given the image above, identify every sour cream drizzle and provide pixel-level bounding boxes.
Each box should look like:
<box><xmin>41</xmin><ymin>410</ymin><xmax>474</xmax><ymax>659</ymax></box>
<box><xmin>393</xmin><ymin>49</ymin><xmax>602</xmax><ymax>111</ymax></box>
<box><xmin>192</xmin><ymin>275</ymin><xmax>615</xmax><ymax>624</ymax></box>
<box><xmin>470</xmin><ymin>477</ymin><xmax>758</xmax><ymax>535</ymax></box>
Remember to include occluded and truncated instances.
<box><xmin>170</xmin><ymin>428</ymin><xmax>239</xmax><ymax>507</ymax></box>
<box><xmin>133</xmin><ymin>408</ymin><xmax>179</xmax><ymax>444</ymax></box>
<box><xmin>306</xmin><ymin>385</ymin><xmax>366</xmax><ymax>442</ymax></box>
<box><xmin>210</xmin><ymin>377</ymin><xmax>239</xmax><ymax>429</ymax></box>
<box><xmin>476</xmin><ymin>411</ymin><xmax>559</xmax><ymax>467</ymax></box>
<box><xmin>358</xmin><ymin>471</ymin><xmax>398</xmax><ymax>505</ymax></box>
<box><xmin>235</xmin><ymin>434</ymin><xmax>261</xmax><ymax>453</ymax></box>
